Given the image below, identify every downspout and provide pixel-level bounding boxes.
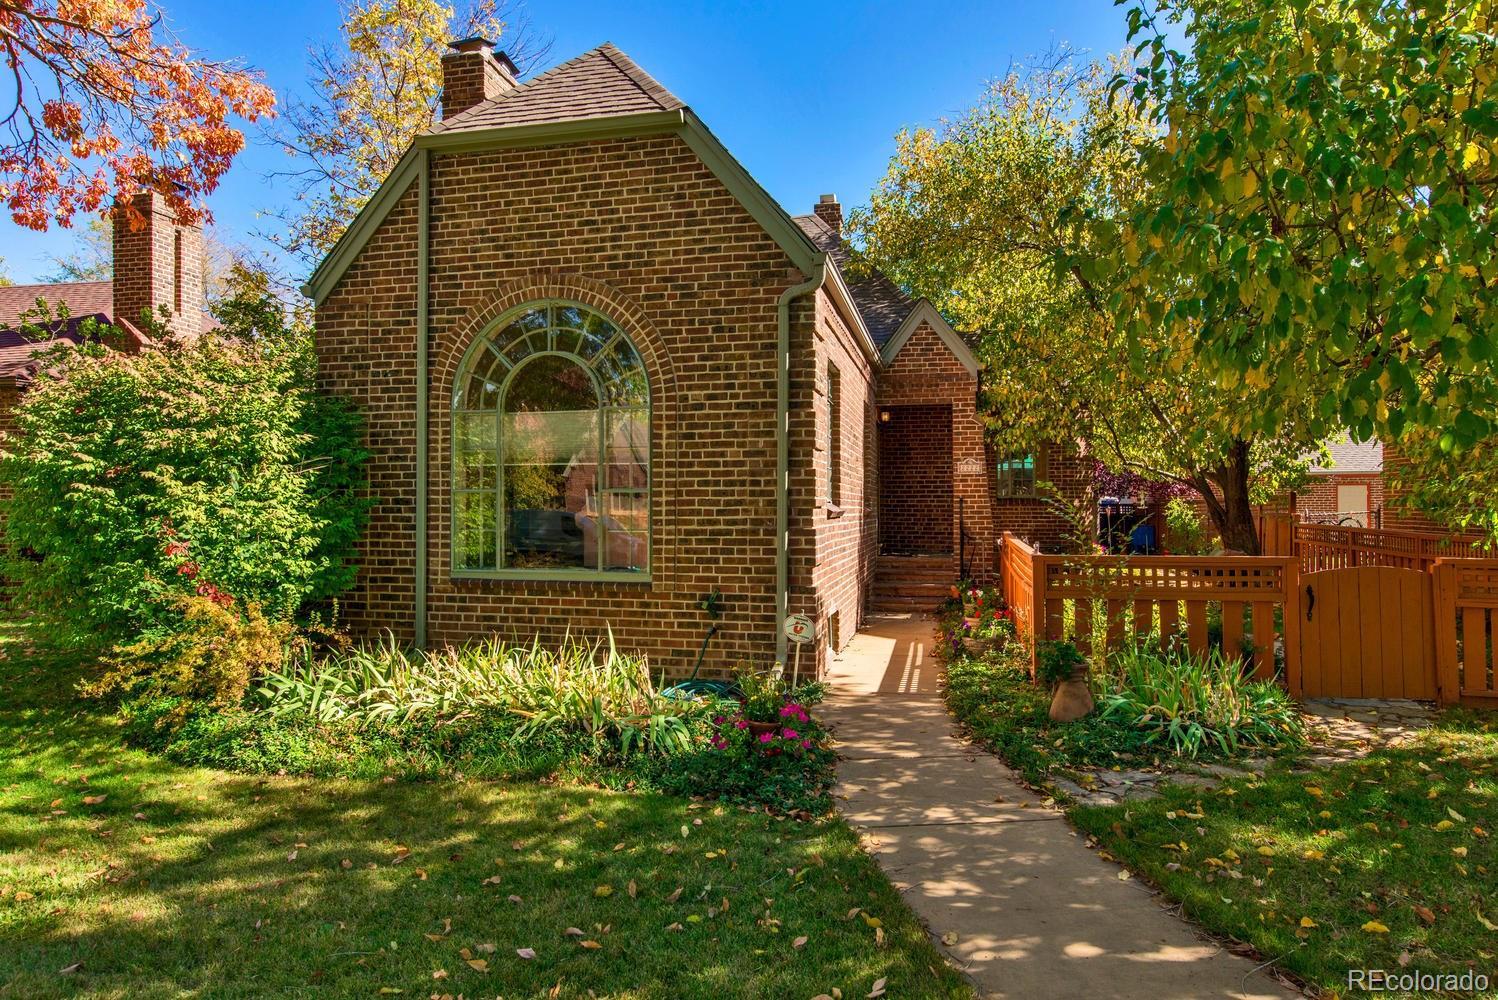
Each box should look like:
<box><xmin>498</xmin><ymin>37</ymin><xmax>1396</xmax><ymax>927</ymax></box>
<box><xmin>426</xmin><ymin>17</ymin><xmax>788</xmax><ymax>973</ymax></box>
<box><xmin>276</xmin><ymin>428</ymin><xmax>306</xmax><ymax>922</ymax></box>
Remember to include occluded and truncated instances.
<box><xmin>414</xmin><ymin>147</ymin><xmax>431</xmax><ymax>649</ymax></box>
<box><xmin>775</xmin><ymin>262</ymin><xmax>826</xmax><ymax>666</ymax></box>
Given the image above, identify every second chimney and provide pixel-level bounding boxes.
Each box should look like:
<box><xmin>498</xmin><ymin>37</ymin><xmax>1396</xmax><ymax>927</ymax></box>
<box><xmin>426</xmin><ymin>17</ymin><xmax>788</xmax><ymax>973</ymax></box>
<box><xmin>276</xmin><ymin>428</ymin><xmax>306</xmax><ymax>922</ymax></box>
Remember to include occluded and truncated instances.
<box><xmin>111</xmin><ymin>189</ymin><xmax>203</xmax><ymax>339</ymax></box>
<box><xmin>813</xmin><ymin>193</ymin><xmax>842</xmax><ymax>236</ymax></box>
<box><xmin>441</xmin><ymin>37</ymin><xmax>518</xmax><ymax>119</ymax></box>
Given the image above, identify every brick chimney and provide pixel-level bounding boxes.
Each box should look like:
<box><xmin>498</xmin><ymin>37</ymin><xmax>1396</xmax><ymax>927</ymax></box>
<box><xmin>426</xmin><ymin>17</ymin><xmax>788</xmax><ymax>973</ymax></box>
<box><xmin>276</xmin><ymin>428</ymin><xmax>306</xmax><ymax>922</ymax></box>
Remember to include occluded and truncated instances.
<box><xmin>441</xmin><ymin>37</ymin><xmax>518</xmax><ymax>119</ymax></box>
<box><xmin>111</xmin><ymin>189</ymin><xmax>203</xmax><ymax>338</ymax></box>
<box><xmin>813</xmin><ymin>193</ymin><xmax>842</xmax><ymax>236</ymax></box>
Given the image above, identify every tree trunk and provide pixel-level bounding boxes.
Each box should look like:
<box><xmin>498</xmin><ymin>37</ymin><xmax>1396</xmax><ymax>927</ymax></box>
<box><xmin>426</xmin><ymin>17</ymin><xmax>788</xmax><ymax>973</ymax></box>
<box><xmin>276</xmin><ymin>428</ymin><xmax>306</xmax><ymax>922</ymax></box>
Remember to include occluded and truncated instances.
<box><xmin>1192</xmin><ymin>439</ymin><xmax>1262</xmax><ymax>555</ymax></box>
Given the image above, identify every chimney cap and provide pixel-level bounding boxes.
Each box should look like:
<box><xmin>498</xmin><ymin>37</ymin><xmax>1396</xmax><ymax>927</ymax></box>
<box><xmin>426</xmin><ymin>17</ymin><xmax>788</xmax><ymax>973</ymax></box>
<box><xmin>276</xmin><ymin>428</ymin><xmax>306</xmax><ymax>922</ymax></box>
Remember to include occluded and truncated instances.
<box><xmin>446</xmin><ymin>37</ymin><xmax>519</xmax><ymax>77</ymax></box>
<box><xmin>819</xmin><ymin>193</ymin><xmax>838</xmax><ymax>204</ymax></box>
<box><xmin>449</xmin><ymin>36</ymin><xmax>496</xmax><ymax>54</ymax></box>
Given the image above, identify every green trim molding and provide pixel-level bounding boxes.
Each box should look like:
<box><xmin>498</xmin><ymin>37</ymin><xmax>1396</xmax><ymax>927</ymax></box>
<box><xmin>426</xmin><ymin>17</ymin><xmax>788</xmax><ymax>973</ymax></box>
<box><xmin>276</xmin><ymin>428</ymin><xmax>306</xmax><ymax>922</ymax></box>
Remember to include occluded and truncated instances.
<box><xmin>302</xmin><ymin>109</ymin><xmax>823</xmax><ymax>305</ymax></box>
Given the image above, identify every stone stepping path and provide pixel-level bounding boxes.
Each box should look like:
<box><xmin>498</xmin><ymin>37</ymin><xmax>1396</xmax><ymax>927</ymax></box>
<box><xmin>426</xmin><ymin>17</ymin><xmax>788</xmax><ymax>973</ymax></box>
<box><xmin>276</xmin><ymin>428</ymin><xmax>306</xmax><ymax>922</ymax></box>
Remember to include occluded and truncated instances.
<box><xmin>1053</xmin><ymin>698</ymin><xmax>1437</xmax><ymax>807</ymax></box>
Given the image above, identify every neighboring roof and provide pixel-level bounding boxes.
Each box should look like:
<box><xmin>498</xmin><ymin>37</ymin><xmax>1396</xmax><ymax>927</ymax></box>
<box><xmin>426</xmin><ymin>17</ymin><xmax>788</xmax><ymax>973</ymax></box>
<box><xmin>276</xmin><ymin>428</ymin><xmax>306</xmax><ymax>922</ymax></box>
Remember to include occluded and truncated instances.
<box><xmin>1310</xmin><ymin>438</ymin><xmax>1384</xmax><ymax>475</ymax></box>
<box><xmin>0</xmin><ymin>280</ymin><xmax>111</xmax><ymax>328</ymax></box>
<box><xmin>793</xmin><ymin>213</ymin><xmax>912</xmax><ymax>348</ymax></box>
<box><xmin>0</xmin><ymin>281</ymin><xmax>113</xmax><ymax>385</ymax></box>
<box><xmin>429</xmin><ymin>42</ymin><xmax>685</xmax><ymax>134</ymax></box>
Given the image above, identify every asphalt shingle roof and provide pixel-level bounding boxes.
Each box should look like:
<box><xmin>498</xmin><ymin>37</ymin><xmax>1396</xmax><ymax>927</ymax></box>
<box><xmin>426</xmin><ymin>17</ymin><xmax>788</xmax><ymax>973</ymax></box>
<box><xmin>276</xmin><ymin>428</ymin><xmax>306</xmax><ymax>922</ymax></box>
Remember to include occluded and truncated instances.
<box><xmin>793</xmin><ymin>213</ymin><xmax>914</xmax><ymax>348</ymax></box>
<box><xmin>1310</xmin><ymin>438</ymin><xmax>1384</xmax><ymax>475</ymax></box>
<box><xmin>0</xmin><ymin>281</ymin><xmax>113</xmax><ymax>385</ymax></box>
<box><xmin>430</xmin><ymin>42</ymin><xmax>685</xmax><ymax>134</ymax></box>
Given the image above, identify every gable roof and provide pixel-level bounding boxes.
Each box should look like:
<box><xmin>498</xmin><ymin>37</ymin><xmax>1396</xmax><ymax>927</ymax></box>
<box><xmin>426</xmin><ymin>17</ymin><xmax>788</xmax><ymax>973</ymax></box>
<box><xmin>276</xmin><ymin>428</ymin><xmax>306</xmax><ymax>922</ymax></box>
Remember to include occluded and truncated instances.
<box><xmin>793</xmin><ymin>213</ymin><xmax>912</xmax><ymax>348</ymax></box>
<box><xmin>792</xmin><ymin>213</ymin><xmax>977</xmax><ymax>373</ymax></box>
<box><xmin>305</xmin><ymin>43</ymin><xmax>826</xmax><ymax>304</ymax></box>
<box><xmin>431</xmin><ymin>43</ymin><xmax>685</xmax><ymax>134</ymax></box>
<box><xmin>0</xmin><ymin>281</ymin><xmax>113</xmax><ymax>385</ymax></box>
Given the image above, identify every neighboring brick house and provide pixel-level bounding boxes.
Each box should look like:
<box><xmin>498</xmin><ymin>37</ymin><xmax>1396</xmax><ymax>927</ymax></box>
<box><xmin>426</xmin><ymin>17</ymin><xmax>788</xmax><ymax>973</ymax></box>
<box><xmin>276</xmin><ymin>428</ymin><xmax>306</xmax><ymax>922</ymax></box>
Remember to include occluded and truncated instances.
<box><xmin>305</xmin><ymin>40</ymin><xmax>1088</xmax><ymax>675</ymax></box>
<box><xmin>1288</xmin><ymin>438</ymin><xmax>1386</xmax><ymax>527</ymax></box>
<box><xmin>0</xmin><ymin>189</ymin><xmax>208</xmax><ymax>443</ymax></box>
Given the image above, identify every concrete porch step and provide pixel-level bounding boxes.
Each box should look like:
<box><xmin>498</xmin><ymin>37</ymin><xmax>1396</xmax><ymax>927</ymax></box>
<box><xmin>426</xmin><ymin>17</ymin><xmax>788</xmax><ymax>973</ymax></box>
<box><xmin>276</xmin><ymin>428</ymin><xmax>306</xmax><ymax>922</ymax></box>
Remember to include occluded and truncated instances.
<box><xmin>870</xmin><ymin>595</ymin><xmax>946</xmax><ymax>611</ymax></box>
<box><xmin>871</xmin><ymin>582</ymin><xmax>951</xmax><ymax>598</ymax></box>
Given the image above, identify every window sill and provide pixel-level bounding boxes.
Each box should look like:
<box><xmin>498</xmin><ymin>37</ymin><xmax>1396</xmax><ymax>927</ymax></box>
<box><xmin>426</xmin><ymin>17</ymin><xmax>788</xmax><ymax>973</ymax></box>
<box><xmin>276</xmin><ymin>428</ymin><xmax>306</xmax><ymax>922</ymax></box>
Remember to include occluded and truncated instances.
<box><xmin>450</xmin><ymin>570</ymin><xmax>653</xmax><ymax>584</ymax></box>
<box><xmin>824</xmin><ymin>502</ymin><xmax>844</xmax><ymax>519</ymax></box>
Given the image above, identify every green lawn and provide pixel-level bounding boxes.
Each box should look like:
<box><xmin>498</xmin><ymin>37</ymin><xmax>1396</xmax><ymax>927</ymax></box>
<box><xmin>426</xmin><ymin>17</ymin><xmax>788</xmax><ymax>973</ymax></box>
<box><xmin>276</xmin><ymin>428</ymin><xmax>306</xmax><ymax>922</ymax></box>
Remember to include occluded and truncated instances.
<box><xmin>0</xmin><ymin>626</ymin><xmax>972</xmax><ymax>999</ymax></box>
<box><xmin>1072</xmin><ymin>718</ymin><xmax>1497</xmax><ymax>995</ymax></box>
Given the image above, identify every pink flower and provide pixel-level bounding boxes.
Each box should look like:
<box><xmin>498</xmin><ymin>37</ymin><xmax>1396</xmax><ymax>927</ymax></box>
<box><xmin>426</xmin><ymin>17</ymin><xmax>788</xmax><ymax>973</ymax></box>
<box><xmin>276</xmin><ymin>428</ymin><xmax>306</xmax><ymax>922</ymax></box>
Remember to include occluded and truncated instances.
<box><xmin>782</xmin><ymin>728</ymin><xmax>798</xmax><ymax>740</ymax></box>
<box><xmin>758</xmin><ymin>732</ymin><xmax>773</xmax><ymax>744</ymax></box>
<box><xmin>801</xmin><ymin>739</ymin><xmax>813</xmax><ymax>749</ymax></box>
<box><xmin>735</xmin><ymin>719</ymin><xmax>749</xmax><ymax>730</ymax></box>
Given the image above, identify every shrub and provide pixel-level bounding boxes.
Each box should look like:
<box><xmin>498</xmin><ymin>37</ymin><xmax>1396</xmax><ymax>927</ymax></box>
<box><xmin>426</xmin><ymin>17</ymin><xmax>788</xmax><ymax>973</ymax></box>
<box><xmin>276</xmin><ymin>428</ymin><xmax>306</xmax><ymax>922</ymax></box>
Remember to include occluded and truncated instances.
<box><xmin>256</xmin><ymin>632</ymin><xmax>710</xmax><ymax>756</ymax></box>
<box><xmin>1163</xmin><ymin>497</ymin><xmax>1217</xmax><ymax>555</ymax></box>
<box><xmin>1097</xmin><ymin>637</ymin><xmax>1305</xmax><ymax>757</ymax></box>
<box><xmin>1036</xmin><ymin>638</ymin><xmax>1085</xmax><ymax>687</ymax></box>
<box><xmin>0</xmin><ymin>333</ymin><xmax>367</xmax><ymax>652</ymax></box>
<box><xmin>84</xmin><ymin>595</ymin><xmax>297</xmax><ymax>721</ymax></box>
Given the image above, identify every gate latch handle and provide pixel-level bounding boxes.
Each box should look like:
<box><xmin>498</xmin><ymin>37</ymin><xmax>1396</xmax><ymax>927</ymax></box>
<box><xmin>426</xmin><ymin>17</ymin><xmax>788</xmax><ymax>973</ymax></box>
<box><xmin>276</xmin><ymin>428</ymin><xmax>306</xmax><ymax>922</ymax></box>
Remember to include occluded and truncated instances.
<box><xmin>1305</xmin><ymin>584</ymin><xmax>1315</xmax><ymax>622</ymax></box>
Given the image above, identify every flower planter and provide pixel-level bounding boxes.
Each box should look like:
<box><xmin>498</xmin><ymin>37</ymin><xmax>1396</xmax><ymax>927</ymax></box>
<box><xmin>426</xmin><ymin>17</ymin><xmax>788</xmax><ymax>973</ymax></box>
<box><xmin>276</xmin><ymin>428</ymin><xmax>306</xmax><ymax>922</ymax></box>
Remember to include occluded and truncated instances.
<box><xmin>745</xmin><ymin>720</ymin><xmax>780</xmax><ymax>737</ymax></box>
<box><xmin>1048</xmin><ymin>667</ymin><xmax>1095</xmax><ymax>722</ymax></box>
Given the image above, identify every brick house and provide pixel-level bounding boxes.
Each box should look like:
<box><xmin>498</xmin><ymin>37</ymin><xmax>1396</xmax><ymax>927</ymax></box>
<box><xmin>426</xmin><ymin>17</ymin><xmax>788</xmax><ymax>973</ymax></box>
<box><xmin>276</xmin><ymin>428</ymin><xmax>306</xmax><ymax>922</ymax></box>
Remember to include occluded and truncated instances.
<box><xmin>0</xmin><ymin>190</ymin><xmax>207</xmax><ymax>442</ymax></box>
<box><xmin>1288</xmin><ymin>438</ymin><xmax>1386</xmax><ymax>527</ymax></box>
<box><xmin>306</xmin><ymin>40</ymin><xmax>1087</xmax><ymax>675</ymax></box>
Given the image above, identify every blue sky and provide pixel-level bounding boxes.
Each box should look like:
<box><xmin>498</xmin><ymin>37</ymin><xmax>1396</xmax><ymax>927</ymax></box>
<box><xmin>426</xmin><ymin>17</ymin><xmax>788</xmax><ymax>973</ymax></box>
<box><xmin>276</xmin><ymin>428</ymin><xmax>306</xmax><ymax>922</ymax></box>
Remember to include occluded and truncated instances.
<box><xmin>0</xmin><ymin>0</ymin><xmax>1140</xmax><ymax>285</ymax></box>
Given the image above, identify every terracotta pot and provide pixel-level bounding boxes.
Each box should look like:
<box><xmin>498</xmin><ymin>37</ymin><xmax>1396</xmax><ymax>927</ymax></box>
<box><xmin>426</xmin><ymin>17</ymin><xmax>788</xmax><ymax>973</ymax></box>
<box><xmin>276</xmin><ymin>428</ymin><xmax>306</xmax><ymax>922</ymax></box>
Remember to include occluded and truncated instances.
<box><xmin>1048</xmin><ymin>669</ymin><xmax>1094</xmax><ymax>722</ymax></box>
<box><xmin>745</xmin><ymin>720</ymin><xmax>780</xmax><ymax>736</ymax></box>
<box><xmin>961</xmin><ymin>635</ymin><xmax>992</xmax><ymax>657</ymax></box>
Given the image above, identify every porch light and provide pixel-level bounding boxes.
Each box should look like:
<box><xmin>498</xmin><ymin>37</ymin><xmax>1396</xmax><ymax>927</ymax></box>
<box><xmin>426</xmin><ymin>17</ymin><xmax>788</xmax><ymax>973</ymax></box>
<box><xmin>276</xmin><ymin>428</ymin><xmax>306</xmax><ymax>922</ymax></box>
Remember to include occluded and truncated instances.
<box><xmin>879</xmin><ymin>409</ymin><xmax>891</xmax><ymax>423</ymax></box>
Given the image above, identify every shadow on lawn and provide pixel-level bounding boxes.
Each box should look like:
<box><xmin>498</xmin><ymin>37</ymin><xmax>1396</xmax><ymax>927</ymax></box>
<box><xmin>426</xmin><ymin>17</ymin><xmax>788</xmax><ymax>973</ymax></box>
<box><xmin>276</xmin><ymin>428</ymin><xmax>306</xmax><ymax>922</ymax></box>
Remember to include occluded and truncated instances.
<box><xmin>0</xmin><ymin>631</ymin><xmax>967</xmax><ymax>1000</ymax></box>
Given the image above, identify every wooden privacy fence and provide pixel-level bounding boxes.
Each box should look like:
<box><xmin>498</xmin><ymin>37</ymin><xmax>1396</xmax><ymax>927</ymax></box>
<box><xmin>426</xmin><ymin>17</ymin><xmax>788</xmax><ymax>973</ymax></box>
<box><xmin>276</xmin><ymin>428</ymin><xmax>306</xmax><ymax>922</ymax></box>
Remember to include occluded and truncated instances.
<box><xmin>999</xmin><ymin>533</ymin><xmax>1298</xmax><ymax>686</ymax></box>
<box><xmin>999</xmin><ymin>530</ymin><xmax>1496</xmax><ymax>707</ymax></box>
<box><xmin>1261</xmin><ymin>514</ymin><xmax>1492</xmax><ymax>573</ymax></box>
<box><xmin>1433</xmin><ymin>559</ymin><xmax>1498</xmax><ymax>707</ymax></box>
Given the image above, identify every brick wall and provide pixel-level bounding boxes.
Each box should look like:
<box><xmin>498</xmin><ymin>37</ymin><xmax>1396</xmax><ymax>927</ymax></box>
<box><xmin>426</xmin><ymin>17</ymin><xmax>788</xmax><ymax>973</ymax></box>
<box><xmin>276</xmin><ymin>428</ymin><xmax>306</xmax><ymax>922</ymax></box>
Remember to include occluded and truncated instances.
<box><xmin>876</xmin><ymin>322</ymin><xmax>993</xmax><ymax>579</ymax></box>
<box><xmin>111</xmin><ymin>190</ymin><xmax>203</xmax><ymax>337</ymax></box>
<box><xmin>798</xmin><ymin>289</ymin><xmax>878</xmax><ymax>669</ymax></box>
<box><xmin>877</xmin><ymin>404</ymin><xmax>952</xmax><ymax>554</ymax></box>
<box><xmin>1292</xmin><ymin>473</ymin><xmax>1385</xmax><ymax>523</ymax></box>
<box><xmin>985</xmin><ymin>443</ymin><xmax>1094</xmax><ymax>553</ymax></box>
<box><xmin>317</xmin><ymin>133</ymin><xmax>811</xmax><ymax>676</ymax></box>
<box><xmin>1380</xmin><ymin>443</ymin><xmax>1449</xmax><ymax>533</ymax></box>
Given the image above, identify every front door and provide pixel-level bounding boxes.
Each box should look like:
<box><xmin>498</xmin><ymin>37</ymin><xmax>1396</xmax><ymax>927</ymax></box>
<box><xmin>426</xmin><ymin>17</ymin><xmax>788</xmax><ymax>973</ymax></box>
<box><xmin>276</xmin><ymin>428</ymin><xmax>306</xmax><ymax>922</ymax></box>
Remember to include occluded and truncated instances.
<box><xmin>877</xmin><ymin>404</ymin><xmax>953</xmax><ymax>555</ymax></box>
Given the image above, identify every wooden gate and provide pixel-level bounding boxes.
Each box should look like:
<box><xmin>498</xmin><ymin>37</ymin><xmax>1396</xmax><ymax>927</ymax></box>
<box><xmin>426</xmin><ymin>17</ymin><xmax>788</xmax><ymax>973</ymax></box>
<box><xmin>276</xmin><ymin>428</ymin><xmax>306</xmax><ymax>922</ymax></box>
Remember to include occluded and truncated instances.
<box><xmin>1300</xmin><ymin>566</ymin><xmax>1437</xmax><ymax>700</ymax></box>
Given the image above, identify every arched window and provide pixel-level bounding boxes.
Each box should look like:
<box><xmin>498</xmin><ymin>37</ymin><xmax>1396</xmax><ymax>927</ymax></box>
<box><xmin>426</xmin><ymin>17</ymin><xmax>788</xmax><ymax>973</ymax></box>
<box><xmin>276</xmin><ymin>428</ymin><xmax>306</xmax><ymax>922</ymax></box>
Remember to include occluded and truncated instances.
<box><xmin>452</xmin><ymin>302</ymin><xmax>649</xmax><ymax>577</ymax></box>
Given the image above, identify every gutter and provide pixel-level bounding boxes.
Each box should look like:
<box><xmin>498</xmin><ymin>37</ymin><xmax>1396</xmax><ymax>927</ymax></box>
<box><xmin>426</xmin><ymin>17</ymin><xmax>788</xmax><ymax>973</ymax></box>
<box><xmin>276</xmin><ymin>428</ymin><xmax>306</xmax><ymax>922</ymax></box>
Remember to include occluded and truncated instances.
<box><xmin>775</xmin><ymin>262</ymin><xmax>826</xmax><ymax>666</ymax></box>
<box><xmin>415</xmin><ymin>147</ymin><xmax>431</xmax><ymax>648</ymax></box>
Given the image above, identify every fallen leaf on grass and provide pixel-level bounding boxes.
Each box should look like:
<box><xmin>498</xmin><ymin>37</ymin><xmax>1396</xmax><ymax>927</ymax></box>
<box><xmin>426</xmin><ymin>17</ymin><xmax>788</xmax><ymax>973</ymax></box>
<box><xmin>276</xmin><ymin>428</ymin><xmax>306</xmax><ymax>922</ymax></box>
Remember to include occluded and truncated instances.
<box><xmin>59</xmin><ymin>962</ymin><xmax>82</xmax><ymax>974</ymax></box>
<box><xmin>868</xmin><ymin>977</ymin><xmax>887</xmax><ymax>998</ymax></box>
<box><xmin>515</xmin><ymin>948</ymin><xmax>536</xmax><ymax>960</ymax></box>
<box><xmin>579</xmin><ymin>940</ymin><xmax>602</xmax><ymax>949</ymax></box>
<box><xmin>1299</xmin><ymin>917</ymin><xmax>1316</xmax><ymax>928</ymax></box>
<box><xmin>594</xmin><ymin>885</ymin><xmax>613</xmax><ymax>898</ymax></box>
<box><xmin>82</xmin><ymin>795</ymin><xmax>106</xmax><ymax>806</ymax></box>
<box><xmin>1477</xmin><ymin>909</ymin><xmax>1498</xmax><ymax>932</ymax></box>
<box><xmin>1362</xmin><ymin>921</ymin><xmax>1390</xmax><ymax>934</ymax></box>
<box><xmin>627</xmin><ymin>880</ymin><xmax>637</xmax><ymax>899</ymax></box>
<box><xmin>666</xmin><ymin>886</ymin><xmax>683</xmax><ymax>903</ymax></box>
<box><xmin>941</xmin><ymin>931</ymin><xmax>959</xmax><ymax>945</ymax></box>
<box><xmin>792</xmin><ymin>936</ymin><xmax>808</xmax><ymax>949</ymax></box>
<box><xmin>564</xmin><ymin>927</ymin><xmax>584</xmax><ymax>937</ymax></box>
<box><xmin>465</xmin><ymin>959</ymin><xmax>488</xmax><ymax>973</ymax></box>
<box><xmin>1413</xmin><ymin>905</ymin><xmax>1436</xmax><ymax>925</ymax></box>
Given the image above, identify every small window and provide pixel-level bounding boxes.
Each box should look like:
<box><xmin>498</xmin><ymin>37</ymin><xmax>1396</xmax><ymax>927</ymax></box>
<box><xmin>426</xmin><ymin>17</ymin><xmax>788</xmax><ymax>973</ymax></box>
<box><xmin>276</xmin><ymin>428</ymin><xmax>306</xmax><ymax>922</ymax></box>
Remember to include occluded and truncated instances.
<box><xmin>996</xmin><ymin>453</ymin><xmax>1037</xmax><ymax>499</ymax></box>
<box><xmin>826</xmin><ymin>363</ymin><xmax>842</xmax><ymax>505</ymax></box>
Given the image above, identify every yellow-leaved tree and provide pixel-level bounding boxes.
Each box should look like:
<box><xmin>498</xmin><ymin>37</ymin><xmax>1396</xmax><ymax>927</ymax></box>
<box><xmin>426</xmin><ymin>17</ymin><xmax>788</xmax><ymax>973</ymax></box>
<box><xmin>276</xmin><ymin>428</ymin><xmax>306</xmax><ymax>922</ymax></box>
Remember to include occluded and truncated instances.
<box><xmin>266</xmin><ymin>0</ymin><xmax>548</xmax><ymax>265</ymax></box>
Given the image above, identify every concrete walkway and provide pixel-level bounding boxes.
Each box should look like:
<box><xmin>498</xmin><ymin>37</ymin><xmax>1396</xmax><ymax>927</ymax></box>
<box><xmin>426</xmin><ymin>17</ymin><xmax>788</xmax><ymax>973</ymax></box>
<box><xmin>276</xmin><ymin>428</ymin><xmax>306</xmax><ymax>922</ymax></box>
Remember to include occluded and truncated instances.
<box><xmin>823</xmin><ymin>614</ymin><xmax>1300</xmax><ymax>1000</ymax></box>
